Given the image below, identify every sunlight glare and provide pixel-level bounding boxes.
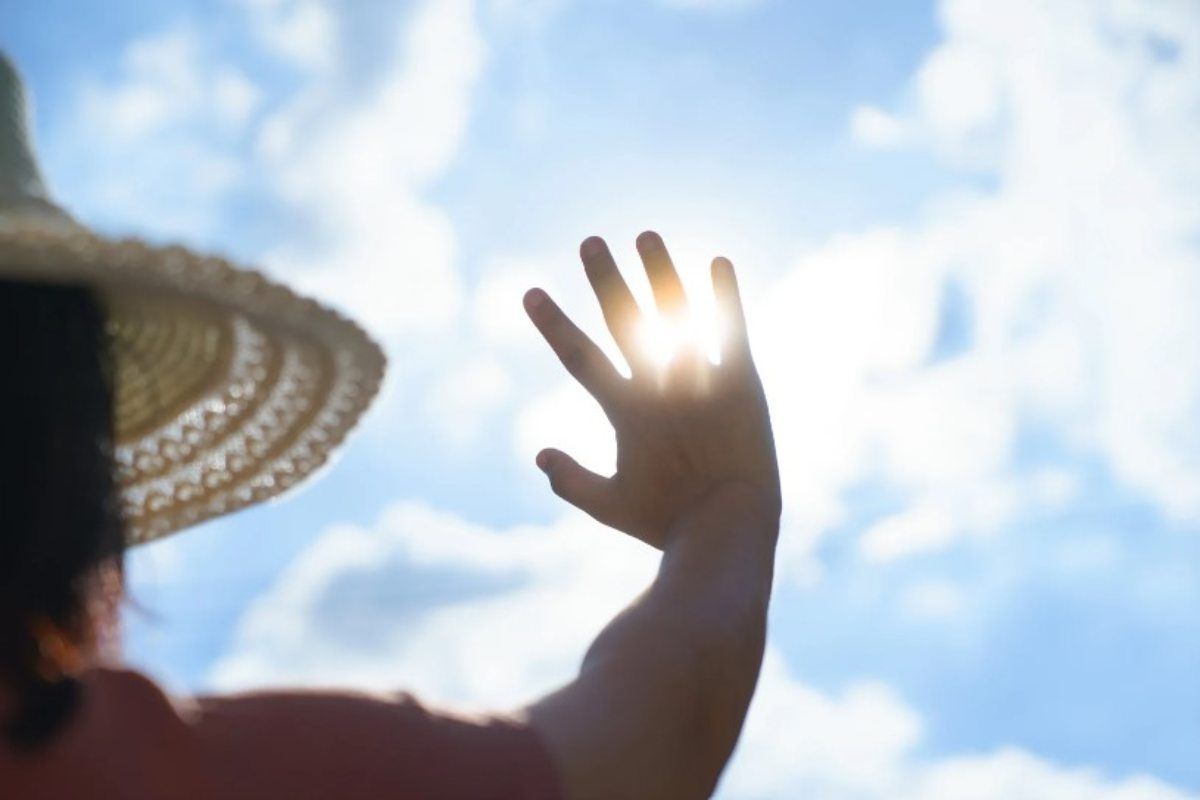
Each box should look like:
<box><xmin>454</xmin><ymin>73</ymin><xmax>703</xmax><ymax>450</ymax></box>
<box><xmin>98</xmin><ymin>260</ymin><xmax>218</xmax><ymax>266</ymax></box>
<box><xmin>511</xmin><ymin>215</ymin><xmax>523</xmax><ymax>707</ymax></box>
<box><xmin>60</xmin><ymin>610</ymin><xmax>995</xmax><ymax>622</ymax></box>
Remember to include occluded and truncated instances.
<box><xmin>637</xmin><ymin>310</ymin><xmax>723</xmax><ymax>368</ymax></box>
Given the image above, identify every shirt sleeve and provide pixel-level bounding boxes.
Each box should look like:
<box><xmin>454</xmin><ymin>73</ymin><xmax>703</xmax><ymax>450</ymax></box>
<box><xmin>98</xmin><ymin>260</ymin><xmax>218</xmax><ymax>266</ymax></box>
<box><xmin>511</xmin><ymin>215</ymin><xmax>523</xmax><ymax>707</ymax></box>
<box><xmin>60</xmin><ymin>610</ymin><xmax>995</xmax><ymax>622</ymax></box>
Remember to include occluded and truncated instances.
<box><xmin>187</xmin><ymin>687</ymin><xmax>564</xmax><ymax>800</ymax></box>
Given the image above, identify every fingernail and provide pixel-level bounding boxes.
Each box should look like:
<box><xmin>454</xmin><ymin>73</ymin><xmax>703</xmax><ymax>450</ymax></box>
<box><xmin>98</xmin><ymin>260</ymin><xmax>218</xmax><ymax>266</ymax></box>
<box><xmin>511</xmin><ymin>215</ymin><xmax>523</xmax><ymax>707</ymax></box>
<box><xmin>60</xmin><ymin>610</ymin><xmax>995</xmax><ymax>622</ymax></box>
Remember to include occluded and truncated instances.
<box><xmin>524</xmin><ymin>289</ymin><xmax>548</xmax><ymax>312</ymax></box>
<box><xmin>580</xmin><ymin>236</ymin><xmax>605</xmax><ymax>259</ymax></box>
<box><xmin>535</xmin><ymin>450</ymin><xmax>553</xmax><ymax>472</ymax></box>
<box><xmin>636</xmin><ymin>230</ymin><xmax>661</xmax><ymax>252</ymax></box>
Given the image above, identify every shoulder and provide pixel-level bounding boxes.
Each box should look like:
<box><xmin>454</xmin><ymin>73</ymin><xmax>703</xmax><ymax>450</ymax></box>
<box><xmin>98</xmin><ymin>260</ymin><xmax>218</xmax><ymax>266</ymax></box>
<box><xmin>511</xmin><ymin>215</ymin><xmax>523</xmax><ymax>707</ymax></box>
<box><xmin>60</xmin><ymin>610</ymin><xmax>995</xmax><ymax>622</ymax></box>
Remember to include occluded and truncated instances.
<box><xmin>190</xmin><ymin>687</ymin><xmax>563</xmax><ymax>799</ymax></box>
<box><xmin>63</xmin><ymin>671</ymin><xmax>562</xmax><ymax>800</ymax></box>
<box><xmin>82</xmin><ymin>666</ymin><xmax>174</xmax><ymax>710</ymax></box>
<box><xmin>0</xmin><ymin>668</ymin><xmax>210</xmax><ymax>800</ymax></box>
<box><xmin>81</xmin><ymin>666</ymin><xmax>199</xmax><ymax>736</ymax></box>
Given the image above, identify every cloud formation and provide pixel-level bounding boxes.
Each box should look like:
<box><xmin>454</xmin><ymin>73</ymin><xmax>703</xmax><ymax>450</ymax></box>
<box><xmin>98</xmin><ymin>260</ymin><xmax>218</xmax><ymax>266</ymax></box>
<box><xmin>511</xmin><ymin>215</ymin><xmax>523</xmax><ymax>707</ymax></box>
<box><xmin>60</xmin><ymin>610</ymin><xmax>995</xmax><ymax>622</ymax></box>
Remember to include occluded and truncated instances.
<box><xmin>749</xmin><ymin>0</ymin><xmax>1200</xmax><ymax>571</ymax></box>
<box><xmin>727</xmin><ymin>652</ymin><xmax>1191</xmax><ymax>800</ymax></box>
<box><xmin>56</xmin><ymin>26</ymin><xmax>260</xmax><ymax>240</ymax></box>
<box><xmin>255</xmin><ymin>0</ymin><xmax>485</xmax><ymax>344</ymax></box>
<box><xmin>211</xmin><ymin>500</ymin><xmax>658</xmax><ymax>704</ymax></box>
<box><xmin>212</xmin><ymin>499</ymin><xmax>1193</xmax><ymax>799</ymax></box>
<box><xmin>58</xmin><ymin>0</ymin><xmax>485</xmax><ymax>350</ymax></box>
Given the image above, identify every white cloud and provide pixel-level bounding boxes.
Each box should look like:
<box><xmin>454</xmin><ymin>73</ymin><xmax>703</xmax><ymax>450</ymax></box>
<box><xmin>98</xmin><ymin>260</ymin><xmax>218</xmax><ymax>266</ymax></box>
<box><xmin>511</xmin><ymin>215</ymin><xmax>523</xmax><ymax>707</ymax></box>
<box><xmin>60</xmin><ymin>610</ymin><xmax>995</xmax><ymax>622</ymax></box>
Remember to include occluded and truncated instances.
<box><xmin>211</xmin><ymin>70</ymin><xmax>262</xmax><ymax>131</ymax></box>
<box><xmin>913</xmin><ymin>39</ymin><xmax>1003</xmax><ymax>164</ymax></box>
<box><xmin>513</xmin><ymin>379</ymin><xmax>616</xmax><ymax>476</ymax></box>
<box><xmin>212</xmin><ymin>499</ymin><xmax>1194</xmax><ymax>799</ymax></box>
<box><xmin>57</xmin><ymin>26</ymin><xmax>261</xmax><ymax>239</ymax></box>
<box><xmin>725</xmin><ymin>656</ymin><xmax>1191</xmax><ymax>800</ymax></box>
<box><xmin>57</xmin><ymin>0</ymin><xmax>485</xmax><ymax>352</ymax></box>
<box><xmin>899</xmin><ymin>578</ymin><xmax>966</xmax><ymax>620</ymax></box>
<box><xmin>83</xmin><ymin>27</ymin><xmax>262</xmax><ymax>145</ymax></box>
<box><xmin>425</xmin><ymin>357</ymin><xmax>515</xmax><ymax>446</ymax></box>
<box><xmin>899</xmin><ymin>0</ymin><xmax>1200</xmax><ymax>525</ymax></box>
<box><xmin>850</xmin><ymin>104</ymin><xmax>907</xmax><ymax>148</ymax></box>
<box><xmin>258</xmin><ymin>0</ymin><xmax>486</xmax><ymax>346</ymax></box>
<box><xmin>861</xmin><ymin>503</ymin><xmax>957</xmax><ymax>562</ymax></box>
<box><xmin>907</xmin><ymin>749</ymin><xmax>1192</xmax><ymax>800</ymax></box>
<box><xmin>724</xmin><ymin>651</ymin><xmax>922</xmax><ymax>798</ymax></box>
<box><xmin>234</xmin><ymin>0</ymin><xmax>338</xmax><ymax>71</ymax></box>
<box><xmin>210</xmin><ymin>500</ymin><xmax>658</xmax><ymax>706</ymax></box>
<box><xmin>471</xmin><ymin>256</ymin><xmax>562</xmax><ymax>348</ymax></box>
<box><xmin>765</xmin><ymin>0</ymin><xmax>1200</xmax><ymax>569</ymax></box>
<box><xmin>656</xmin><ymin>0</ymin><xmax>767</xmax><ymax>11</ymax></box>
<box><xmin>102</xmin><ymin>28</ymin><xmax>203</xmax><ymax>139</ymax></box>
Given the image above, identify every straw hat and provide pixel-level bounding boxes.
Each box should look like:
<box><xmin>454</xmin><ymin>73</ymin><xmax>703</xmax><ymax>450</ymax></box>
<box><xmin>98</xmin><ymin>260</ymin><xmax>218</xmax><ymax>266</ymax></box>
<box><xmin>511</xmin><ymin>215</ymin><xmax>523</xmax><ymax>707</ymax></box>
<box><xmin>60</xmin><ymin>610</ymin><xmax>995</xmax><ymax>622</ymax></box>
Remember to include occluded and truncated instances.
<box><xmin>0</xmin><ymin>52</ymin><xmax>386</xmax><ymax>545</ymax></box>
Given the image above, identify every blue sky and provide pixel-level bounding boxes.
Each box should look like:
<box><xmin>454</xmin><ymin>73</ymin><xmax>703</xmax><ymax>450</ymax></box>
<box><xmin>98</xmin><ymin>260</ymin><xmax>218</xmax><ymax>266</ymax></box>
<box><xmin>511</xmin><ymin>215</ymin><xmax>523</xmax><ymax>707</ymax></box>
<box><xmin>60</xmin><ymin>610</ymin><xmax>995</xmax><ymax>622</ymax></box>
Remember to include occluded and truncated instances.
<box><xmin>3</xmin><ymin>0</ymin><xmax>1198</xmax><ymax>796</ymax></box>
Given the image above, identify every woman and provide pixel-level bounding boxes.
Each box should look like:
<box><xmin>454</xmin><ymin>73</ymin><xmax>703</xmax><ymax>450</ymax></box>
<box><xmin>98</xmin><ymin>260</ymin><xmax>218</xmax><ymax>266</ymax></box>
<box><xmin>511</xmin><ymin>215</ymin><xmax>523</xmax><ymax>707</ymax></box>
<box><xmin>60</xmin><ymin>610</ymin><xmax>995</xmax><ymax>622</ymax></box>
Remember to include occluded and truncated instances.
<box><xmin>0</xmin><ymin>51</ymin><xmax>780</xmax><ymax>800</ymax></box>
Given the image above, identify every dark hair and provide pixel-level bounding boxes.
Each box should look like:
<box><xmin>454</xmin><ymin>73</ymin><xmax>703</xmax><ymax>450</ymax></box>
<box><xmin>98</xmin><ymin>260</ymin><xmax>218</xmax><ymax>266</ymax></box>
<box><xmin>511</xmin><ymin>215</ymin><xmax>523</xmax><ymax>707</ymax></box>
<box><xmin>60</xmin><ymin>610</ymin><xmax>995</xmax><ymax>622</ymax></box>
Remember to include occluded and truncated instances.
<box><xmin>0</xmin><ymin>278</ymin><xmax>125</xmax><ymax>751</ymax></box>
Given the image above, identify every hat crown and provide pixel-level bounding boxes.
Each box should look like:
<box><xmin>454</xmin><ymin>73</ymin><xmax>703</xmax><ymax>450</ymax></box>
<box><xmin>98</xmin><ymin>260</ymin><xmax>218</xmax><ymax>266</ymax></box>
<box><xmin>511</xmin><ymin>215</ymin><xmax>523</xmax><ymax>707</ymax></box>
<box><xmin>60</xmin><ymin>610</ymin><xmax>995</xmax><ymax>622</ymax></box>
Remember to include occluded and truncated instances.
<box><xmin>0</xmin><ymin>51</ymin><xmax>54</xmax><ymax>211</ymax></box>
<box><xmin>0</xmin><ymin>52</ymin><xmax>75</xmax><ymax>230</ymax></box>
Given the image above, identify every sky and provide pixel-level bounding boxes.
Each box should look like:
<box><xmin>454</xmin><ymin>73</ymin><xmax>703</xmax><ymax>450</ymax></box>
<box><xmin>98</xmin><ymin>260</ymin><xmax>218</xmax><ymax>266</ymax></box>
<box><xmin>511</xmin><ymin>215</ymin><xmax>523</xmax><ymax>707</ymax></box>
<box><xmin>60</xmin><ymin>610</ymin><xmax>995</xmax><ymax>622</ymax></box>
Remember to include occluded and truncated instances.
<box><xmin>2</xmin><ymin>0</ymin><xmax>1199</xmax><ymax>796</ymax></box>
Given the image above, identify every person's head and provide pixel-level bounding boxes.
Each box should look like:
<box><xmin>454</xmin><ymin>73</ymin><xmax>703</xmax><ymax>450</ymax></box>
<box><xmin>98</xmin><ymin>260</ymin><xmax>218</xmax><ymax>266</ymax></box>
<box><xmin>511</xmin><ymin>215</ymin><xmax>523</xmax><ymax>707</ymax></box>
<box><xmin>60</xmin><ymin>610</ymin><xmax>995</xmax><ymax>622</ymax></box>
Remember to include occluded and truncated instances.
<box><xmin>0</xmin><ymin>278</ymin><xmax>125</xmax><ymax>750</ymax></box>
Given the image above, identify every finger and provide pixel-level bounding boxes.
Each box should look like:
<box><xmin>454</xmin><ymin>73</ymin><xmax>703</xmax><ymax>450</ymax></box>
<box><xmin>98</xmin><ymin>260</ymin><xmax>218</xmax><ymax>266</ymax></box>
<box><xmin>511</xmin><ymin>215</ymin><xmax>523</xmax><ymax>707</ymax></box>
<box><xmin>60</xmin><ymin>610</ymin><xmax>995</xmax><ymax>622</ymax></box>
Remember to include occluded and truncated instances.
<box><xmin>525</xmin><ymin>289</ymin><xmax>623</xmax><ymax>404</ymax></box>
<box><xmin>711</xmin><ymin>256</ymin><xmax>750</xmax><ymax>363</ymax></box>
<box><xmin>636</xmin><ymin>230</ymin><xmax>688</xmax><ymax>319</ymax></box>
<box><xmin>580</xmin><ymin>236</ymin><xmax>648</xmax><ymax>375</ymax></box>
<box><xmin>536</xmin><ymin>448</ymin><xmax>615</xmax><ymax>520</ymax></box>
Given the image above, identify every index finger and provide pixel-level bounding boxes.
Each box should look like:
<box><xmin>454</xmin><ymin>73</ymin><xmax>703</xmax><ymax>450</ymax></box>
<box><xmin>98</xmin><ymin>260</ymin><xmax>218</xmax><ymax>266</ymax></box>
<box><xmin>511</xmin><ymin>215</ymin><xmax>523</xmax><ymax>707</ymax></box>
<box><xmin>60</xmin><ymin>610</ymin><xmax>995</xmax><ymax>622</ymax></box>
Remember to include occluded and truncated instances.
<box><xmin>525</xmin><ymin>288</ymin><xmax>624</xmax><ymax>407</ymax></box>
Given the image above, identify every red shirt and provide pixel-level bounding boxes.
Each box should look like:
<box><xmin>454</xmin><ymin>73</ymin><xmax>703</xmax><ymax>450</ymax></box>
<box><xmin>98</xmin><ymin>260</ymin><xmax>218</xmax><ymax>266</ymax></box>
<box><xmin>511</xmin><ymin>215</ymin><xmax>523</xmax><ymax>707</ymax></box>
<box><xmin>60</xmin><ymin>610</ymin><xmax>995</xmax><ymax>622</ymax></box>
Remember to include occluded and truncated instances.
<box><xmin>0</xmin><ymin>668</ymin><xmax>563</xmax><ymax>800</ymax></box>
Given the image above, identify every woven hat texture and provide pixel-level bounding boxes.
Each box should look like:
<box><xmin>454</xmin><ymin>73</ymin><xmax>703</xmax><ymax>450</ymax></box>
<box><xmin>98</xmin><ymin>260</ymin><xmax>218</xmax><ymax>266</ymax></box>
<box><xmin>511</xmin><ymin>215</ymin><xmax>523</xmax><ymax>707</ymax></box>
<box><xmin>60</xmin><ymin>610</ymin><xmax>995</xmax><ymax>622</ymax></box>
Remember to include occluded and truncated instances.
<box><xmin>0</xmin><ymin>53</ymin><xmax>386</xmax><ymax>545</ymax></box>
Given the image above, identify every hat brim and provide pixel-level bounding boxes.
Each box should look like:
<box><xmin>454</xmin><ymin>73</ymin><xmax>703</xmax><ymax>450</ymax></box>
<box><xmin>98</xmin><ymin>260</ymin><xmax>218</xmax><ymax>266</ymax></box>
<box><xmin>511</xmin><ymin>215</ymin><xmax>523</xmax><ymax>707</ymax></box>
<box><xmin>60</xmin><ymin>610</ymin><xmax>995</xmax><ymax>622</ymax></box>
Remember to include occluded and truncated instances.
<box><xmin>0</xmin><ymin>221</ymin><xmax>386</xmax><ymax>545</ymax></box>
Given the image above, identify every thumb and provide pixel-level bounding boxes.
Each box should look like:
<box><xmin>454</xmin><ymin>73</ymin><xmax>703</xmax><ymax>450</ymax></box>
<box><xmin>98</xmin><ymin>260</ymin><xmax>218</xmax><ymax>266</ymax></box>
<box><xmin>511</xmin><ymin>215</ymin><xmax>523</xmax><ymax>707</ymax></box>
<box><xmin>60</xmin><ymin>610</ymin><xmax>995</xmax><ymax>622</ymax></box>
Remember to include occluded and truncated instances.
<box><xmin>536</xmin><ymin>448</ymin><xmax>614</xmax><ymax>519</ymax></box>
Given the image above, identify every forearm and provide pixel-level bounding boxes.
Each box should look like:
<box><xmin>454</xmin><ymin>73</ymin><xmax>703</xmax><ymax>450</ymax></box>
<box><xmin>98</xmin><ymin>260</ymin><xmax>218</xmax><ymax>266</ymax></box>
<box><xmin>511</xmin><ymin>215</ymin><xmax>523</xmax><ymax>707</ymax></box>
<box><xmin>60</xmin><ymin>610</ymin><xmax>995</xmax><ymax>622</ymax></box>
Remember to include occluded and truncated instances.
<box><xmin>528</xmin><ymin>484</ymin><xmax>779</xmax><ymax>800</ymax></box>
<box><xmin>583</xmin><ymin>493</ymin><xmax>775</xmax><ymax>796</ymax></box>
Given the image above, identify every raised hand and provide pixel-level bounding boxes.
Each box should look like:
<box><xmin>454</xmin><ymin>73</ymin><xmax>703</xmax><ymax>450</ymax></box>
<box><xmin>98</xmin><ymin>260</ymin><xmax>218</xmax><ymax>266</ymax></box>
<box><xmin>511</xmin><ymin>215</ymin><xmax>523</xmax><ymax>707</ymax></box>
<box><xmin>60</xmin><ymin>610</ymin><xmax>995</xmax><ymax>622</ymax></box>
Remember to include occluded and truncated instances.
<box><xmin>524</xmin><ymin>231</ymin><xmax>780</xmax><ymax>549</ymax></box>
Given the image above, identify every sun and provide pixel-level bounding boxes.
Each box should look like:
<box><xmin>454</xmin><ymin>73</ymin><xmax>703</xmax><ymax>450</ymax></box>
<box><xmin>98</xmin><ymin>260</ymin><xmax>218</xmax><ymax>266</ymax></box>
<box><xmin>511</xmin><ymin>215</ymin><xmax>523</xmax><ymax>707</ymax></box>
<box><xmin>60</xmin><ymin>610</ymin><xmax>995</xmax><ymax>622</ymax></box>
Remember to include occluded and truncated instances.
<box><xmin>637</xmin><ymin>309</ymin><xmax>723</xmax><ymax>369</ymax></box>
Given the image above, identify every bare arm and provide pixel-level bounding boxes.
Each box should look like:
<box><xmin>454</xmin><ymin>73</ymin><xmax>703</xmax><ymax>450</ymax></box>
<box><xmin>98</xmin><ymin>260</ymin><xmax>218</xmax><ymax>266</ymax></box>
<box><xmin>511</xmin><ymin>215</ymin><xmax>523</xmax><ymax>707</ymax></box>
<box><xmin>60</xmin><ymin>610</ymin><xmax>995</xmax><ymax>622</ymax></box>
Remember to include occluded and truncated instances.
<box><xmin>528</xmin><ymin>484</ymin><xmax>777</xmax><ymax>799</ymax></box>
<box><xmin>519</xmin><ymin>232</ymin><xmax>781</xmax><ymax>799</ymax></box>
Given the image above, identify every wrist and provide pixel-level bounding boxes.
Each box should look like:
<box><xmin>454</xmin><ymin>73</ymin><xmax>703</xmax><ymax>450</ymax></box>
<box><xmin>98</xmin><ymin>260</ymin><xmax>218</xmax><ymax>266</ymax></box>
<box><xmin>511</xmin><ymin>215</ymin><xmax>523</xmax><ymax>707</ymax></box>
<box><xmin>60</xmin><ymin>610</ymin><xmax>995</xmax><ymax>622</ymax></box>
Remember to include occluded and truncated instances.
<box><xmin>706</xmin><ymin>481</ymin><xmax>781</xmax><ymax>527</ymax></box>
<box><xmin>650</xmin><ymin>483</ymin><xmax>777</xmax><ymax>675</ymax></box>
<box><xmin>659</xmin><ymin>481</ymin><xmax>779</xmax><ymax>594</ymax></box>
<box><xmin>668</xmin><ymin>481</ymin><xmax>780</xmax><ymax>548</ymax></box>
